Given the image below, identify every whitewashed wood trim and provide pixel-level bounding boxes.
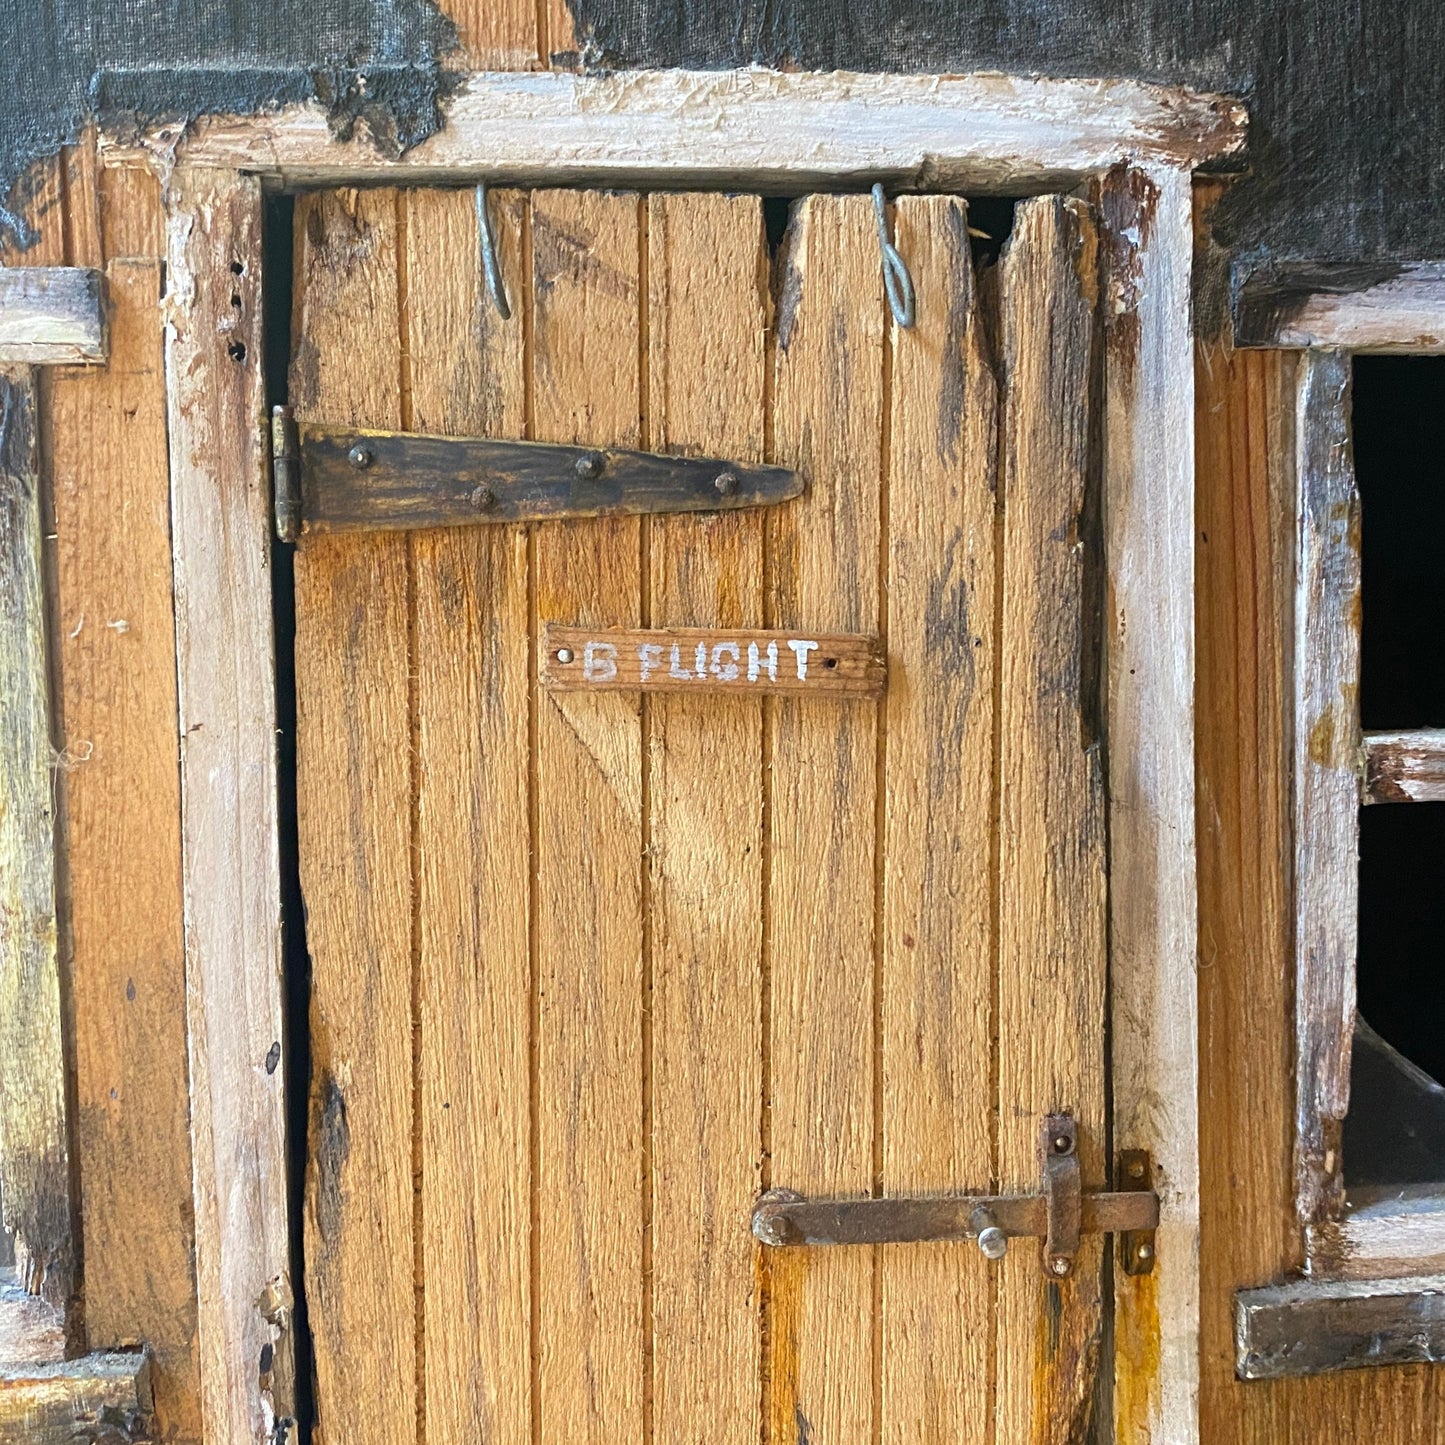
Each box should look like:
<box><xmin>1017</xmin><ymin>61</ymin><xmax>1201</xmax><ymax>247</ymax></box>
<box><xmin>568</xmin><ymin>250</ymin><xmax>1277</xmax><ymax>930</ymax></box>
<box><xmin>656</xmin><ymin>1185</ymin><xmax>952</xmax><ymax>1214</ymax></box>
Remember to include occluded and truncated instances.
<box><xmin>101</xmin><ymin>67</ymin><xmax>1246</xmax><ymax>190</ymax></box>
<box><xmin>0</xmin><ymin>269</ymin><xmax>105</xmax><ymax>366</ymax></box>
<box><xmin>1290</xmin><ymin>351</ymin><xmax>1360</xmax><ymax>1245</ymax></box>
<box><xmin>1239</xmin><ymin>264</ymin><xmax>1445</xmax><ymax>352</ymax></box>
<box><xmin>163</xmin><ymin>168</ymin><xmax>293</xmax><ymax>1444</ymax></box>
<box><xmin>1100</xmin><ymin>162</ymin><xmax>1200</xmax><ymax>1444</ymax></box>
<box><xmin>1308</xmin><ymin>1191</ymin><xmax>1445</xmax><ymax>1281</ymax></box>
<box><xmin>1363</xmin><ymin>729</ymin><xmax>1445</xmax><ymax>804</ymax></box>
<box><xmin>0</xmin><ymin>366</ymin><xmax>74</xmax><ymax>1318</ymax></box>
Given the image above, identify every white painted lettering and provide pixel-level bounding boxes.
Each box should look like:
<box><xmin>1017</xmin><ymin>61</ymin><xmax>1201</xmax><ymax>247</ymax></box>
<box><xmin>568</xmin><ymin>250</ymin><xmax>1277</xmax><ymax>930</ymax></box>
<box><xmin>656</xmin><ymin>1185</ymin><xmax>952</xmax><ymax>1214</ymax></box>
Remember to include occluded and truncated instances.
<box><xmin>695</xmin><ymin>643</ymin><xmax>707</xmax><ymax>678</ymax></box>
<box><xmin>669</xmin><ymin>644</ymin><xmax>692</xmax><ymax>680</ymax></box>
<box><xmin>710</xmin><ymin>642</ymin><xmax>741</xmax><ymax>681</ymax></box>
<box><xmin>748</xmin><ymin>640</ymin><xmax>778</xmax><ymax>682</ymax></box>
<box><xmin>583</xmin><ymin>641</ymin><xmax>618</xmax><ymax>682</ymax></box>
<box><xmin>787</xmin><ymin>639</ymin><xmax>819</xmax><ymax>680</ymax></box>
<box><xmin>637</xmin><ymin>642</ymin><xmax>663</xmax><ymax>682</ymax></box>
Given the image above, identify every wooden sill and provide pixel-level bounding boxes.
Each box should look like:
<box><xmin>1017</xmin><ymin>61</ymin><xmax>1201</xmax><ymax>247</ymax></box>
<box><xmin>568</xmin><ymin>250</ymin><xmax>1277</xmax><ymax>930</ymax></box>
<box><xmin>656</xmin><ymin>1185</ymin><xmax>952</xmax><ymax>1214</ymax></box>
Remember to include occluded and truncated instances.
<box><xmin>0</xmin><ymin>1351</ymin><xmax>152</xmax><ymax>1442</ymax></box>
<box><xmin>1236</xmin><ymin>1273</ymin><xmax>1445</xmax><ymax>1379</ymax></box>
<box><xmin>1364</xmin><ymin>729</ymin><xmax>1445</xmax><ymax>804</ymax></box>
<box><xmin>1307</xmin><ymin>1184</ymin><xmax>1445</xmax><ymax>1280</ymax></box>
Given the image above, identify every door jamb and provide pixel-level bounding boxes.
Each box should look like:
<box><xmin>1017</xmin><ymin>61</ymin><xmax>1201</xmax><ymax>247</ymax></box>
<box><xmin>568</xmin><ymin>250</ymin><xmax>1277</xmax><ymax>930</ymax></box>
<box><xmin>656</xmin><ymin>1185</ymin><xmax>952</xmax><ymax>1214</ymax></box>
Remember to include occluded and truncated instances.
<box><xmin>145</xmin><ymin>69</ymin><xmax>1232</xmax><ymax>1444</ymax></box>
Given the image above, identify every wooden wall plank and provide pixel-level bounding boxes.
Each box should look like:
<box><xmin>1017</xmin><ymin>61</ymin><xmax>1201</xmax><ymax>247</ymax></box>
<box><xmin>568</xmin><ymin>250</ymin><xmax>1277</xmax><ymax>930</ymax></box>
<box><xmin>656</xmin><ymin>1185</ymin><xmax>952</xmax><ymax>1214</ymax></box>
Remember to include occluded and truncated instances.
<box><xmin>994</xmin><ymin>194</ymin><xmax>1107</xmax><ymax>1445</ymax></box>
<box><xmin>1289</xmin><ymin>349</ymin><xmax>1360</xmax><ymax>1240</ymax></box>
<box><xmin>880</xmin><ymin>193</ymin><xmax>996</xmax><ymax>1445</ymax></box>
<box><xmin>99</xmin><ymin>166</ymin><xmax>164</xmax><ymax>262</ymax></box>
<box><xmin>645</xmin><ymin>190</ymin><xmax>766</xmax><ymax>1445</ymax></box>
<box><xmin>530</xmin><ymin>187</ymin><xmax>644</xmax><ymax>1445</ymax></box>
<box><xmin>447</xmin><ymin>0</ymin><xmax>541</xmax><ymax>69</ymax></box>
<box><xmin>405</xmin><ymin>184</ymin><xmax>532</xmax><ymax>1445</ymax></box>
<box><xmin>766</xmin><ymin>192</ymin><xmax>881</xmax><ymax>1445</ymax></box>
<box><xmin>50</xmin><ymin>258</ymin><xmax>201</xmax><ymax>1439</ymax></box>
<box><xmin>0</xmin><ymin>366</ymin><xmax>73</xmax><ymax>1315</ymax></box>
<box><xmin>290</xmin><ymin>187</ymin><xmax>415</xmax><ymax>1445</ymax></box>
<box><xmin>1098</xmin><ymin>161</ymin><xmax>1202</xmax><ymax>1444</ymax></box>
<box><xmin>163</xmin><ymin>166</ymin><xmax>293</xmax><ymax>1444</ymax></box>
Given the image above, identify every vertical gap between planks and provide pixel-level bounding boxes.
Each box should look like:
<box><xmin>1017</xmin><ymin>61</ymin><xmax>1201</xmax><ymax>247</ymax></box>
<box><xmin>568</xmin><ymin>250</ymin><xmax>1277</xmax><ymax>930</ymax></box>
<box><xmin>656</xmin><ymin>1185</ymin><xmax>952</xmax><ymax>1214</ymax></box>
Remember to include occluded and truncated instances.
<box><xmin>522</xmin><ymin>191</ymin><xmax>543</xmax><ymax>1445</ymax></box>
<box><xmin>870</xmin><ymin>247</ymin><xmax>895</xmax><ymax>1445</ymax></box>
<box><xmin>758</xmin><ymin>200</ymin><xmax>781</xmax><ymax>1445</ymax></box>
<box><xmin>637</xmin><ymin>191</ymin><xmax>656</xmax><ymax>1445</ymax></box>
<box><xmin>984</xmin><ymin>232</ymin><xmax>1008</xmax><ymax>1445</ymax></box>
<box><xmin>397</xmin><ymin>186</ymin><xmax>426</xmax><ymax>1445</ymax></box>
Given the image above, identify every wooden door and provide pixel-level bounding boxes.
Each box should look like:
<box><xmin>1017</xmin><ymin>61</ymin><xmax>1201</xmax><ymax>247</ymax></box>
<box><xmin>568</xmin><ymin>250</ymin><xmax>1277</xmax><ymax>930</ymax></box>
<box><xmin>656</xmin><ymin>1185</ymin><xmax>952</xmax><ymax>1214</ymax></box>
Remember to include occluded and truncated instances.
<box><xmin>290</xmin><ymin>184</ymin><xmax>1106</xmax><ymax>1444</ymax></box>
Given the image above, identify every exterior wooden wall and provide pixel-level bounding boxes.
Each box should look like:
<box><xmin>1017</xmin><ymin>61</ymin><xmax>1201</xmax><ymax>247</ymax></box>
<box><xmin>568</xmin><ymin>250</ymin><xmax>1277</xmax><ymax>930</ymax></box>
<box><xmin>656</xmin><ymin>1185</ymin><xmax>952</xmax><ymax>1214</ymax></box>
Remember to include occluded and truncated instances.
<box><xmin>6</xmin><ymin>100</ymin><xmax>1445</xmax><ymax>1438</ymax></box>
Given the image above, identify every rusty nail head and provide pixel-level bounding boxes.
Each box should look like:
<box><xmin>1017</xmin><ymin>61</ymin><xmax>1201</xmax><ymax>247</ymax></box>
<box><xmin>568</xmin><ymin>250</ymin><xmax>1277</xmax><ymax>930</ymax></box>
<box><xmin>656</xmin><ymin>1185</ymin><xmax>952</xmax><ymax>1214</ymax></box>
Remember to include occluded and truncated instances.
<box><xmin>348</xmin><ymin>444</ymin><xmax>373</xmax><ymax>470</ymax></box>
<box><xmin>1129</xmin><ymin>1159</ymin><xmax>1146</xmax><ymax>1179</ymax></box>
<box><xmin>471</xmin><ymin>484</ymin><xmax>497</xmax><ymax>510</ymax></box>
<box><xmin>556</xmin><ymin>648</ymin><xmax>574</xmax><ymax>665</ymax></box>
<box><xmin>715</xmin><ymin>470</ymin><xmax>739</xmax><ymax>496</ymax></box>
<box><xmin>1050</xmin><ymin>1256</ymin><xmax>1071</xmax><ymax>1277</ymax></box>
<box><xmin>575</xmin><ymin>451</ymin><xmax>604</xmax><ymax>479</ymax></box>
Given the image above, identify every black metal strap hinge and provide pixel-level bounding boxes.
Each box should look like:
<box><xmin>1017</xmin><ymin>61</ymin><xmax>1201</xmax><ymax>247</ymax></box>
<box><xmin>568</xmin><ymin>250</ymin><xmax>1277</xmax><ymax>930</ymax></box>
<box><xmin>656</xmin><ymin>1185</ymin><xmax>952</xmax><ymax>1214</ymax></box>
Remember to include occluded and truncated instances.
<box><xmin>270</xmin><ymin>407</ymin><xmax>801</xmax><ymax>543</ymax></box>
<box><xmin>751</xmin><ymin>1115</ymin><xmax>1159</xmax><ymax>1280</ymax></box>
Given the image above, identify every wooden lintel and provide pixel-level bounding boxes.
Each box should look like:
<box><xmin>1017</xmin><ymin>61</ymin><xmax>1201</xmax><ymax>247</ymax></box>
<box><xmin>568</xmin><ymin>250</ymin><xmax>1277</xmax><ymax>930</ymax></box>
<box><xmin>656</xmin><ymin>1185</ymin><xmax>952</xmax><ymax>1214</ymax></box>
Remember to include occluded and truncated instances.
<box><xmin>1236</xmin><ymin>1274</ymin><xmax>1445</xmax><ymax>1379</ymax></box>
<box><xmin>0</xmin><ymin>269</ymin><xmax>106</xmax><ymax>366</ymax></box>
<box><xmin>1364</xmin><ymin>729</ymin><xmax>1445</xmax><ymax>804</ymax></box>
<box><xmin>1238</xmin><ymin>263</ymin><xmax>1445</xmax><ymax>352</ymax></box>
<box><xmin>100</xmin><ymin>68</ymin><xmax>1246</xmax><ymax>191</ymax></box>
<box><xmin>542</xmin><ymin>626</ymin><xmax>884</xmax><ymax>696</ymax></box>
<box><xmin>0</xmin><ymin>1351</ymin><xmax>152</xmax><ymax>1444</ymax></box>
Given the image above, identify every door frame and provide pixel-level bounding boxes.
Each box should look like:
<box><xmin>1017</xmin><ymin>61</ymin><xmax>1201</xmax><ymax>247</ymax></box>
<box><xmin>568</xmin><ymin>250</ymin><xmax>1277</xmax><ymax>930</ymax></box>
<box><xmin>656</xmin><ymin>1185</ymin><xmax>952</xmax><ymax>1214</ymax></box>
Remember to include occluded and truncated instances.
<box><xmin>120</xmin><ymin>68</ymin><xmax>1243</xmax><ymax>1444</ymax></box>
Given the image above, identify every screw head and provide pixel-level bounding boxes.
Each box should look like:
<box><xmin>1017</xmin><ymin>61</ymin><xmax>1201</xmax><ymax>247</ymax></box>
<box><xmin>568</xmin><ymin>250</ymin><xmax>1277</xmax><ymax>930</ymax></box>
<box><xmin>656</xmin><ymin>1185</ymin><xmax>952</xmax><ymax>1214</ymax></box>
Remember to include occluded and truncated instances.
<box><xmin>1050</xmin><ymin>1256</ymin><xmax>1071</xmax><ymax>1277</ymax></box>
<box><xmin>714</xmin><ymin>470</ymin><xmax>739</xmax><ymax>497</ymax></box>
<box><xmin>347</xmin><ymin>444</ymin><xmax>374</xmax><ymax>470</ymax></box>
<box><xmin>1053</xmin><ymin>1134</ymin><xmax>1073</xmax><ymax>1154</ymax></box>
<box><xmin>575</xmin><ymin>451</ymin><xmax>604</xmax><ymax>479</ymax></box>
<box><xmin>470</xmin><ymin>484</ymin><xmax>497</xmax><ymax>510</ymax></box>
<box><xmin>1136</xmin><ymin>1243</ymin><xmax>1153</xmax><ymax>1261</ymax></box>
<box><xmin>1128</xmin><ymin>1159</ymin><xmax>1146</xmax><ymax>1180</ymax></box>
<box><xmin>556</xmin><ymin>647</ymin><xmax>574</xmax><ymax>665</ymax></box>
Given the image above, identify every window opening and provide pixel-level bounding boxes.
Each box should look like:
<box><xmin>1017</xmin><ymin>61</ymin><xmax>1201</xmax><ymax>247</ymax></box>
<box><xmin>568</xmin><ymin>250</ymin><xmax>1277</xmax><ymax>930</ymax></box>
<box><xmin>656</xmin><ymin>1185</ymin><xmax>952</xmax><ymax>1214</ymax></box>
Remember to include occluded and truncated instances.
<box><xmin>1344</xmin><ymin>355</ymin><xmax>1445</xmax><ymax>1193</ymax></box>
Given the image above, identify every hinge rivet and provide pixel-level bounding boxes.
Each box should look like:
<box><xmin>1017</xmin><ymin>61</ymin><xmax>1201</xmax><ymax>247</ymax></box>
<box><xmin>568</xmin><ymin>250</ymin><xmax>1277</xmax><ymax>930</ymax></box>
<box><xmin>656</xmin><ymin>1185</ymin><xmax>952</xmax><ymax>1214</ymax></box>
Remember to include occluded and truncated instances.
<box><xmin>1136</xmin><ymin>1243</ymin><xmax>1153</xmax><ymax>1261</ymax></box>
<box><xmin>714</xmin><ymin>470</ymin><xmax>739</xmax><ymax>497</ymax></box>
<box><xmin>575</xmin><ymin>451</ymin><xmax>605</xmax><ymax>479</ymax></box>
<box><xmin>1050</xmin><ymin>1256</ymin><xmax>1071</xmax><ymax>1276</ymax></box>
<box><xmin>556</xmin><ymin>648</ymin><xmax>575</xmax><ymax>665</ymax></box>
<box><xmin>1053</xmin><ymin>1134</ymin><xmax>1072</xmax><ymax>1154</ymax></box>
<box><xmin>471</xmin><ymin>484</ymin><xmax>497</xmax><ymax>510</ymax></box>
<box><xmin>348</xmin><ymin>444</ymin><xmax>374</xmax><ymax>470</ymax></box>
<box><xmin>1128</xmin><ymin>1159</ymin><xmax>1146</xmax><ymax>1180</ymax></box>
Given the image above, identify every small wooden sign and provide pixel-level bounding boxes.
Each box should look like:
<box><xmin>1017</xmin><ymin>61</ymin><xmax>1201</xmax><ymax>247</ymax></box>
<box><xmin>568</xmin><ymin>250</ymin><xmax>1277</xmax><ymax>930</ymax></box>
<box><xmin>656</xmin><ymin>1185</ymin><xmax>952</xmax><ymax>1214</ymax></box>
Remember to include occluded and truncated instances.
<box><xmin>542</xmin><ymin>626</ymin><xmax>885</xmax><ymax>697</ymax></box>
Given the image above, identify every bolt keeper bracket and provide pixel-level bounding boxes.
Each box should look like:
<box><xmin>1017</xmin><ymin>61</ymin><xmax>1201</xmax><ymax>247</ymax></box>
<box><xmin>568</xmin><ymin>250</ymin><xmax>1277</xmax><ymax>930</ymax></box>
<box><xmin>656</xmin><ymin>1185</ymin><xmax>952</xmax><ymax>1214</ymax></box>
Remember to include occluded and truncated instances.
<box><xmin>751</xmin><ymin>1114</ymin><xmax>1158</xmax><ymax>1280</ymax></box>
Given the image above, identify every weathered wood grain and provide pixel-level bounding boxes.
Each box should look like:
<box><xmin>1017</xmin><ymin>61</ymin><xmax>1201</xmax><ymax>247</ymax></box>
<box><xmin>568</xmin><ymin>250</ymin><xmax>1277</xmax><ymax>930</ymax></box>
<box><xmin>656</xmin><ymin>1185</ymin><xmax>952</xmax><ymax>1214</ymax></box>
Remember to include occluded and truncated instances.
<box><xmin>1236</xmin><ymin>1273</ymin><xmax>1445</xmax><ymax>1379</ymax></box>
<box><xmin>994</xmin><ymin>194</ymin><xmax>1106</xmax><ymax>1445</ymax></box>
<box><xmin>1364</xmin><ymin>730</ymin><xmax>1445</xmax><ymax>804</ymax></box>
<box><xmin>0</xmin><ymin>268</ymin><xmax>105</xmax><ymax>365</ymax></box>
<box><xmin>879</xmin><ymin>192</ymin><xmax>996</xmax><ymax>1445</ymax></box>
<box><xmin>0</xmin><ymin>1351</ymin><xmax>152</xmax><ymax>1444</ymax></box>
<box><xmin>163</xmin><ymin>166</ymin><xmax>293</xmax><ymax>1444</ymax></box>
<box><xmin>542</xmin><ymin>625</ymin><xmax>883</xmax><ymax>695</ymax></box>
<box><xmin>405</xmin><ymin>184</ymin><xmax>532</xmax><ymax>1445</ymax></box>
<box><xmin>50</xmin><ymin>258</ymin><xmax>201</xmax><ymax>1439</ymax></box>
<box><xmin>107</xmin><ymin>70</ymin><xmax>1248</xmax><ymax>191</ymax></box>
<box><xmin>1290</xmin><ymin>350</ymin><xmax>1360</xmax><ymax>1240</ymax></box>
<box><xmin>446</xmin><ymin>0</ymin><xmax>541</xmax><ymax>67</ymax></box>
<box><xmin>295</xmin><ymin>424</ymin><xmax>799</xmax><ymax>535</ymax></box>
<box><xmin>1237</xmin><ymin>263</ymin><xmax>1445</xmax><ymax>352</ymax></box>
<box><xmin>766</xmin><ymin>191</ymin><xmax>881</xmax><ymax>1445</ymax></box>
<box><xmin>0</xmin><ymin>366</ymin><xmax>72</xmax><ymax>1318</ymax></box>
<box><xmin>1098</xmin><ymin>161</ymin><xmax>1201</xmax><ymax>1445</ymax></box>
<box><xmin>645</xmin><ymin>189</ymin><xmax>766</xmax><ymax>1445</ymax></box>
<box><xmin>291</xmin><ymin>187</ymin><xmax>415</xmax><ymax>1445</ymax></box>
<box><xmin>530</xmin><ymin>187</ymin><xmax>644</xmax><ymax>1445</ymax></box>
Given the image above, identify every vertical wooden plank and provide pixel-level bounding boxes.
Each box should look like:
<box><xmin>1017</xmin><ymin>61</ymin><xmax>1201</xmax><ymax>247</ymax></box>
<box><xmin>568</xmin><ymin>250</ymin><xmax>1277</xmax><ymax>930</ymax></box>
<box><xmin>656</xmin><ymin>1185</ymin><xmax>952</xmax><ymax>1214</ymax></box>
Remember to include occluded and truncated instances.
<box><xmin>289</xmin><ymin>187</ymin><xmax>414</xmax><ymax>1445</ymax></box>
<box><xmin>767</xmin><ymin>192</ymin><xmax>881</xmax><ymax>1445</ymax></box>
<box><xmin>1098</xmin><ymin>162</ymin><xmax>1202</xmax><ymax>1445</ymax></box>
<box><xmin>62</xmin><ymin>134</ymin><xmax>103</xmax><ymax>271</ymax></box>
<box><xmin>50</xmin><ymin>258</ymin><xmax>202</xmax><ymax>1438</ymax></box>
<box><xmin>162</xmin><ymin>167</ymin><xmax>292</xmax><ymax>1443</ymax></box>
<box><xmin>880</xmin><ymin>194</ymin><xmax>997</xmax><ymax>1445</ymax></box>
<box><xmin>1288</xmin><ymin>350</ymin><xmax>1359</xmax><ymax>1241</ymax></box>
<box><xmin>646</xmin><ymin>190</ymin><xmax>766</xmax><ymax>1445</ymax></box>
<box><xmin>1195</xmin><ymin>337</ymin><xmax>1297</xmax><ymax>1445</ymax></box>
<box><xmin>405</xmin><ymin>185</ymin><xmax>531</xmax><ymax>1445</ymax></box>
<box><xmin>448</xmin><ymin>0</ymin><xmax>542</xmax><ymax>67</ymax></box>
<box><xmin>0</xmin><ymin>366</ymin><xmax>73</xmax><ymax>1313</ymax></box>
<box><xmin>531</xmin><ymin>187</ymin><xmax>643</xmax><ymax>1445</ymax></box>
<box><xmin>99</xmin><ymin>166</ymin><xmax>164</xmax><ymax>262</ymax></box>
<box><xmin>994</xmin><ymin>194</ymin><xmax>1106</xmax><ymax>1445</ymax></box>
